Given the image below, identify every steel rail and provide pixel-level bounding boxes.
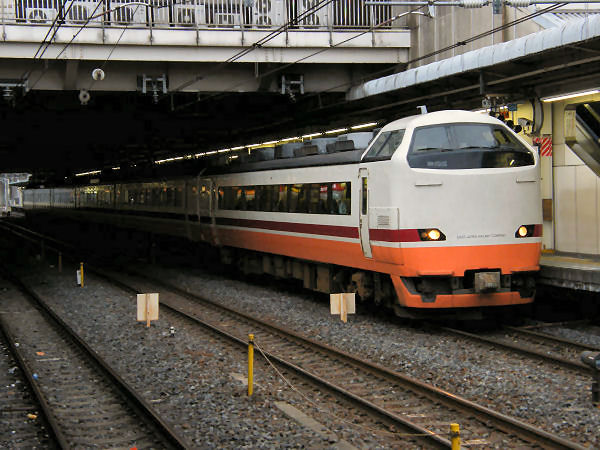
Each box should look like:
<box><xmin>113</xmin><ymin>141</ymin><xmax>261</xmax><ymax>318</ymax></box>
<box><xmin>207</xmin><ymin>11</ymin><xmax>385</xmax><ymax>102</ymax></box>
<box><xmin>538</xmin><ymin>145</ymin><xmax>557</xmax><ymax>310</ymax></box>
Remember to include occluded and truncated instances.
<box><xmin>93</xmin><ymin>269</ymin><xmax>451</xmax><ymax>448</ymax></box>
<box><xmin>440</xmin><ymin>327</ymin><xmax>591</xmax><ymax>374</ymax></box>
<box><xmin>505</xmin><ymin>325</ymin><xmax>600</xmax><ymax>352</ymax></box>
<box><xmin>518</xmin><ymin>320</ymin><xmax>593</xmax><ymax>330</ymax></box>
<box><xmin>0</xmin><ymin>265</ymin><xmax>191</xmax><ymax>450</ymax></box>
<box><xmin>0</xmin><ymin>220</ymin><xmax>587</xmax><ymax>449</ymax></box>
<box><xmin>0</xmin><ymin>313</ymin><xmax>69</xmax><ymax>449</ymax></box>
<box><xmin>115</xmin><ymin>269</ymin><xmax>586</xmax><ymax>450</ymax></box>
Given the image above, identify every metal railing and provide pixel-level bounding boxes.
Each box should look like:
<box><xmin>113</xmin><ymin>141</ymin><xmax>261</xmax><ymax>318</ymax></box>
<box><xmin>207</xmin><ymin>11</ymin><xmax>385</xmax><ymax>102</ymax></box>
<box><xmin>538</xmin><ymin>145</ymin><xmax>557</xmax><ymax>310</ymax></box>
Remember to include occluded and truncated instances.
<box><xmin>0</xmin><ymin>0</ymin><xmax>395</xmax><ymax>30</ymax></box>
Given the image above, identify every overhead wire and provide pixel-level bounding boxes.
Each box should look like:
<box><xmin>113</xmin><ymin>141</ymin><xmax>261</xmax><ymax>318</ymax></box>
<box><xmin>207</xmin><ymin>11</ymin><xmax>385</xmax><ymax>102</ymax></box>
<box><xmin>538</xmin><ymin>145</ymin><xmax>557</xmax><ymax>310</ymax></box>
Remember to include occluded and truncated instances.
<box><xmin>236</xmin><ymin>1</ymin><xmax>567</xmax><ymax>131</ymax></box>
<box><xmin>87</xmin><ymin>3</ymin><xmax>145</xmax><ymax>92</ymax></box>
<box><xmin>168</xmin><ymin>0</ymin><xmax>336</xmax><ymax>94</ymax></box>
<box><xmin>172</xmin><ymin>4</ymin><xmax>429</xmax><ymax>112</ymax></box>
<box><xmin>21</xmin><ymin>0</ymin><xmax>80</xmax><ymax>84</ymax></box>
<box><xmin>28</xmin><ymin>0</ymin><xmax>107</xmax><ymax>92</ymax></box>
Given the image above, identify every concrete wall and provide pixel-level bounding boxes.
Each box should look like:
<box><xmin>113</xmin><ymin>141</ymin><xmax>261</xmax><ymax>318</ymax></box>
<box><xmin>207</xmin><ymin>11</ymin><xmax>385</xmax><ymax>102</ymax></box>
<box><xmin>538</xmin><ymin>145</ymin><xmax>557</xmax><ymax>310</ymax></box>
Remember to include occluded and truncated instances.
<box><xmin>407</xmin><ymin>6</ymin><xmax>544</xmax><ymax>67</ymax></box>
<box><xmin>554</xmin><ymin>135</ymin><xmax>600</xmax><ymax>256</ymax></box>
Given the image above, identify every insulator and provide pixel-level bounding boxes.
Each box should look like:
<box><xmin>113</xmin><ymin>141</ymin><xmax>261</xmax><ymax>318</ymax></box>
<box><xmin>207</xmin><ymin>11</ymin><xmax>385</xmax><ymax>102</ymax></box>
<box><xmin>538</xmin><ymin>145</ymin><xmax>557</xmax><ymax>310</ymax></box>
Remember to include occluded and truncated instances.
<box><xmin>505</xmin><ymin>0</ymin><xmax>531</xmax><ymax>6</ymax></box>
<box><xmin>460</xmin><ymin>0</ymin><xmax>488</xmax><ymax>8</ymax></box>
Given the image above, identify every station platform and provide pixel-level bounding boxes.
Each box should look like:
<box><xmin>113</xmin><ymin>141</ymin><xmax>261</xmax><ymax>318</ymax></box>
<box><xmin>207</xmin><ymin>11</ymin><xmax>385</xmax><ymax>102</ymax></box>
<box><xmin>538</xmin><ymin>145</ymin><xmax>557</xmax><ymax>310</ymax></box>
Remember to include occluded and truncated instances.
<box><xmin>539</xmin><ymin>252</ymin><xmax>600</xmax><ymax>293</ymax></box>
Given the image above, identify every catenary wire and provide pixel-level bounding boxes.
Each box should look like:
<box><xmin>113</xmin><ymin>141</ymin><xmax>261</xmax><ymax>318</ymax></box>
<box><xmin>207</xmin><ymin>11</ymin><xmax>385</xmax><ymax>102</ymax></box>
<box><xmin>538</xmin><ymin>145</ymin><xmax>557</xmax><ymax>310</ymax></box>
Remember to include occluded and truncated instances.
<box><xmin>172</xmin><ymin>4</ymin><xmax>429</xmax><ymax>112</ymax></box>
<box><xmin>28</xmin><ymin>0</ymin><xmax>106</xmax><ymax>92</ymax></box>
<box><xmin>168</xmin><ymin>0</ymin><xmax>336</xmax><ymax>93</ymax></box>
<box><xmin>236</xmin><ymin>2</ymin><xmax>567</xmax><ymax>131</ymax></box>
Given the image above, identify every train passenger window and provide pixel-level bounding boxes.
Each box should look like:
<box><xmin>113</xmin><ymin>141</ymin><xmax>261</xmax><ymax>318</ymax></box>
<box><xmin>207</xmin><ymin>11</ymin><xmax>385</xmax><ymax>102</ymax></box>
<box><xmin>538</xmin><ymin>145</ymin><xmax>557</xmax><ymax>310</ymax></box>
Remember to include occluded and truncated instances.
<box><xmin>407</xmin><ymin>123</ymin><xmax>534</xmax><ymax>169</ymax></box>
<box><xmin>288</xmin><ymin>184</ymin><xmax>300</xmax><ymax>212</ymax></box>
<box><xmin>174</xmin><ymin>186</ymin><xmax>184</xmax><ymax>207</ymax></box>
<box><xmin>235</xmin><ymin>187</ymin><xmax>247</xmax><ymax>210</ymax></box>
<box><xmin>244</xmin><ymin>186</ymin><xmax>256</xmax><ymax>211</ymax></box>
<box><xmin>332</xmin><ymin>182</ymin><xmax>351</xmax><ymax>215</ymax></box>
<box><xmin>219</xmin><ymin>186</ymin><xmax>237</xmax><ymax>210</ymax></box>
<box><xmin>166</xmin><ymin>186</ymin><xmax>174</xmax><ymax>206</ymax></box>
<box><xmin>314</xmin><ymin>184</ymin><xmax>329</xmax><ymax>214</ymax></box>
<box><xmin>306</xmin><ymin>184</ymin><xmax>320</xmax><ymax>214</ymax></box>
<box><xmin>277</xmin><ymin>185</ymin><xmax>288</xmax><ymax>211</ymax></box>
<box><xmin>363</xmin><ymin>130</ymin><xmax>405</xmax><ymax>161</ymax></box>
<box><xmin>258</xmin><ymin>185</ymin><xmax>274</xmax><ymax>212</ymax></box>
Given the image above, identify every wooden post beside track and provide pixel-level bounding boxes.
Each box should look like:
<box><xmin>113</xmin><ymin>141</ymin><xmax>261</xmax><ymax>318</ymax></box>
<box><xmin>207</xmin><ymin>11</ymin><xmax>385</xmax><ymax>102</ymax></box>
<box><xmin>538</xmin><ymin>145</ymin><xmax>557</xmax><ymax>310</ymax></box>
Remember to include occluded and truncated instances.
<box><xmin>136</xmin><ymin>293</ymin><xmax>159</xmax><ymax>328</ymax></box>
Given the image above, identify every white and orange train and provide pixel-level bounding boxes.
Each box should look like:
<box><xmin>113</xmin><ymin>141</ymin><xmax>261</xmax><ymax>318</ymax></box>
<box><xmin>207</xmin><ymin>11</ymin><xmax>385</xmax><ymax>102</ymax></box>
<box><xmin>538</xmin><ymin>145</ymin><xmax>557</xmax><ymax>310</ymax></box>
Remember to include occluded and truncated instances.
<box><xmin>23</xmin><ymin>110</ymin><xmax>542</xmax><ymax>317</ymax></box>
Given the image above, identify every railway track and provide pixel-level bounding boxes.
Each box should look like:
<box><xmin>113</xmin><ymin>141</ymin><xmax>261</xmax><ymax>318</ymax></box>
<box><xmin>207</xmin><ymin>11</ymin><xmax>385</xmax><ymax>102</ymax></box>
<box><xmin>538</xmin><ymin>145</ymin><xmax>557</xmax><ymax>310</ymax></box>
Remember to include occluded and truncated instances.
<box><xmin>100</xmin><ymin>266</ymin><xmax>586</xmax><ymax>449</ymax></box>
<box><xmin>0</xmin><ymin>314</ymin><xmax>54</xmax><ymax>448</ymax></box>
<box><xmin>0</xmin><ymin>220</ymin><xmax>589</xmax><ymax>448</ymax></box>
<box><xmin>0</xmin><ymin>269</ymin><xmax>190</xmax><ymax>449</ymax></box>
<box><xmin>440</xmin><ymin>325</ymin><xmax>598</xmax><ymax>375</ymax></box>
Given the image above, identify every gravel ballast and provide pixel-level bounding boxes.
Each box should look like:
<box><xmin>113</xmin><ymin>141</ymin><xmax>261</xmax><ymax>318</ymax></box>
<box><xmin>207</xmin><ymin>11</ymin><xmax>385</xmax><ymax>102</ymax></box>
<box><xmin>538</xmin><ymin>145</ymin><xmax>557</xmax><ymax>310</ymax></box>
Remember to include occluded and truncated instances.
<box><xmin>7</xmin><ymin>251</ymin><xmax>599</xmax><ymax>448</ymax></box>
<box><xmin>140</xmin><ymin>263</ymin><xmax>600</xmax><ymax>448</ymax></box>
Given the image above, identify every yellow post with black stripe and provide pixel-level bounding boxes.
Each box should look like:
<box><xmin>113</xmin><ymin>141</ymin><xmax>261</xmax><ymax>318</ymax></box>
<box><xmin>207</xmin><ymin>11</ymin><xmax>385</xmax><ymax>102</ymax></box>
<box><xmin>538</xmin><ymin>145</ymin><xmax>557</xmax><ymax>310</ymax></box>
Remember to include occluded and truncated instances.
<box><xmin>80</xmin><ymin>262</ymin><xmax>84</xmax><ymax>288</ymax></box>
<box><xmin>248</xmin><ymin>334</ymin><xmax>254</xmax><ymax>396</ymax></box>
<box><xmin>450</xmin><ymin>423</ymin><xmax>460</xmax><ymax>450</ymax></box>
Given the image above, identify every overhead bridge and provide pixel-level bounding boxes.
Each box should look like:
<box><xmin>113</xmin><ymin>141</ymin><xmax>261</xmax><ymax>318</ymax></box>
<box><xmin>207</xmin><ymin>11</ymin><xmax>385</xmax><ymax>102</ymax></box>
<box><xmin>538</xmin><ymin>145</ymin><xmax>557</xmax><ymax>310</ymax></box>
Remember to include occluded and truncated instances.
<box><xmin>0</xmin><ymin>0</ymin><xmax>410</xmax><ymax>93</ymax></box>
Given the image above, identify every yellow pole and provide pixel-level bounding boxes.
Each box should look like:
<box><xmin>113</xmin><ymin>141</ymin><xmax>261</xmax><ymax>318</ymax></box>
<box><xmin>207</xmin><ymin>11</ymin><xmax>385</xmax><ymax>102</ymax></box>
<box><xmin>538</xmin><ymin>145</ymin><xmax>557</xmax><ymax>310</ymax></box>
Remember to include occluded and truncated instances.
<box><xmin>450</xmin><ymin>423</ymin><xmax>460</xmax><ymax>450</ymax></box>
<box><xmin>80</xmin><ymin>262</ymin><xmax>84</xmax><ymax>288</ymax></box>
<box><xmin>248</xmin><ymin>334</ymin><xmax>254</xmax><ymax>396</ymax></box>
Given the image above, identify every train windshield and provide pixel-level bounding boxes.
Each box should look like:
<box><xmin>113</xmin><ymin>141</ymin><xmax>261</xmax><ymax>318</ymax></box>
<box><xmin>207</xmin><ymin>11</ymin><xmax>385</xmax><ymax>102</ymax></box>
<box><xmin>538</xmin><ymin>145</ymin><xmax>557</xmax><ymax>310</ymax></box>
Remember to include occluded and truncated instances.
<box><xmin>407</xmin><ymin>123</ymin><xmax>534</xmax><ymax>169</ymax></box>
<box><xmin>363</xmin><ymin>129</ymin><xmax>405</xmax><ymax>161</ymax></box>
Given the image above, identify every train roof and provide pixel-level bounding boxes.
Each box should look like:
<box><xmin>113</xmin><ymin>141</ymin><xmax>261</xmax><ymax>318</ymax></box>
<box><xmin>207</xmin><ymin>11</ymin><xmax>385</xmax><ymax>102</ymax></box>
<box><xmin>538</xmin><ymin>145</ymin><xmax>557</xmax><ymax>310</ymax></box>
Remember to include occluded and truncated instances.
<box><xmin>381</xmin><ymin>110</ymin><xmax>501</xmax><ymax>132</ymax></box>
<box><xmin>206</xmin><ymin>149</ymin><xmax>365</xmax><ymax>175</ymax></box>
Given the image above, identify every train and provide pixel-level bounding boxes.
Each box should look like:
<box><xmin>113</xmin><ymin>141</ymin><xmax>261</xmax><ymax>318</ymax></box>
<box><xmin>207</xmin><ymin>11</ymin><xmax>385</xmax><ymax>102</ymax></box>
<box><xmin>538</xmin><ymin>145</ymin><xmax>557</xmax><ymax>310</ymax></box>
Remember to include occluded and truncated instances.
<box><xmin>22</xmin><ymin>110</ymin><xmax>542</xmax><ymax>317</ymax></box>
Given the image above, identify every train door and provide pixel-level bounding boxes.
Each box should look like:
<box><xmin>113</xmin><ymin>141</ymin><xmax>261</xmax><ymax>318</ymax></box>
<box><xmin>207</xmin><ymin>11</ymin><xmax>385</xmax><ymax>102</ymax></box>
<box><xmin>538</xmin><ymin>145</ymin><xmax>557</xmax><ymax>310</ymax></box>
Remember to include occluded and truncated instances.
<box><xmin>358</xmin><ymin>168</ymin><xmax>372</xmax><ymax>258</ymax></box>
<box><xmin>198</xmin><ymin>178</ymin><xmax>219</xmax><ymax>246</ymax></box>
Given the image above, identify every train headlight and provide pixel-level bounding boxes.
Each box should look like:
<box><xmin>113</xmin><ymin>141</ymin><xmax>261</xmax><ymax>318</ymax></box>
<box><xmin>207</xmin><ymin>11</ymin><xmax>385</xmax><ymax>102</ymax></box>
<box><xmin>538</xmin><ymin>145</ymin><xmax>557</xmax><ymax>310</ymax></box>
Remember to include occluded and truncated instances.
<box><xmin>419</xmin><ymin>228</ymin><xmax>446</xmax><ymax>241</ymax></box>
<box><xmin>515</xmin><ymin>224</ymin><xmax>542</xmax><ymax>238</ymax></box>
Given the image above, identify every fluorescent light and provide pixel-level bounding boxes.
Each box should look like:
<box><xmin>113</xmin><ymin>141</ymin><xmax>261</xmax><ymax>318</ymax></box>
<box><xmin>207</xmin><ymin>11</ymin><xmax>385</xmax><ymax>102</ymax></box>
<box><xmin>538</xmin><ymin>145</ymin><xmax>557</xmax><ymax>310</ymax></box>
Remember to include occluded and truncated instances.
<box><xmin>75</xmin><ymin>170</ymin><xmax>101</xmax><ymax>177</ymax></box>
<box><xmin>112</xmin><ymin>166</ymin><xmax>120</xmax><ymax>170</ymax></box>
<box><xmin>325</xmin><ymin>128</ymin><xmax>347</xmax><ymax>135</ymax></box>
<box><xmin>261</xmin><ymin>140</ymin><xmax>279</xmax><ymax>146</ymax></box>
<box><xmin>542</xmin><ymin>89</ymin><xmax>600</xmax><ymax>103</ymax></box>
<box><xmin>351</xmin><ymin>122</ymin><xmax>377</xmax><ymax>130</ymax></box>
<box><xmin>230</xmin><ymin>146</ymin><xmax>245</xmax><ymax>151</ymax></box>
<box><xmin>279</xmin><ymin>136</ymin><xmax>299</xmax><ymax>142</ymax></box>
<box><xmin>217</xmin><ymin>148</ymin><xmax>230</xmax><ymax>153</ymax></box>
<box><xmin>302</xmin><ymin>132</ymin><xmax>322</xmax><ymax>139</ymax></box>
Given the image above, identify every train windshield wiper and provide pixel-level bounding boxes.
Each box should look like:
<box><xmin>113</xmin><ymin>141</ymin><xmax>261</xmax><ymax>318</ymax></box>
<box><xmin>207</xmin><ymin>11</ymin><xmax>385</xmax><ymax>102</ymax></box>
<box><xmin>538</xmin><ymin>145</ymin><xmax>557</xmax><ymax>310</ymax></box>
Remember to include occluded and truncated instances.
<box><xmin>415</xmin><ymin>147</ymin><xmax>453</xmax><ymax>152</ymax></box>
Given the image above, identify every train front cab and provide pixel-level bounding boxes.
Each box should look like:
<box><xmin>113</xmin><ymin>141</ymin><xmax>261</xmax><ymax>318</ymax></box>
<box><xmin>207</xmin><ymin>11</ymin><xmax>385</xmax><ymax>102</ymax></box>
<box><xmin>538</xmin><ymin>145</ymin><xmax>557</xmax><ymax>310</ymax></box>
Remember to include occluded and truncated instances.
<box><xmin>360</xmin><ymin>110</ymin><xmax>542</xmax><ymax>311</ymax></box>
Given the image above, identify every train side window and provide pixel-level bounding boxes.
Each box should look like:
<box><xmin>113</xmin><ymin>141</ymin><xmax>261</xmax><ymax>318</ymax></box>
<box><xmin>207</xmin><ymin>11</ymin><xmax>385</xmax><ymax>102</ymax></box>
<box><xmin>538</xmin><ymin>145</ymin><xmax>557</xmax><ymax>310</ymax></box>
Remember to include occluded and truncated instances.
<box><xmin>277</xmin><ymin>185</ymin><xmax>288</xmax><ymax>211</ymax></box>
<box><xmin>235</xmin><ymin>187</ymin><xmax>247</xmax><ymax>210</ymax></box>
<box><xmin>296</xmin><ymin>184</ymin><xmax>309</xmax><ymax>213</ymax></box>
<box><xmin>308</xmin><ymin>184</ymin><xmax>322</xmax><ymax>214</ymax></box>
<box><xmin>174</xmin><ymin>186</ymin><xmax>184</xmax><ymax>207</ymax></box>
<box><xmin>259</xmin><ymin>185</ymin><xmax>275</xmax><ymax>212</ymax></box>
<box><xmin>332</xmin><ymin>182</ymin><xmax>351</xmax><ymax>215</ymax></box>
<box><xmin>361</xmin><ymin>178</ymin><xmax>367</xmax><ymax>215</ymax></box>
<box><xmin>244</xmin><ymin>186</ymin><xmax>256</xmax><ymax>211</ymax></box>
<box><xmin>363</xmin><ymin>130</ymin><xmax>405</xmax><ymax>161</ymax></box>
<box><xmin>220</xmin><ymin>186</ymin><xmax>237</xmax><ymax>210</ymax></box>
